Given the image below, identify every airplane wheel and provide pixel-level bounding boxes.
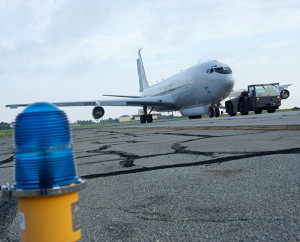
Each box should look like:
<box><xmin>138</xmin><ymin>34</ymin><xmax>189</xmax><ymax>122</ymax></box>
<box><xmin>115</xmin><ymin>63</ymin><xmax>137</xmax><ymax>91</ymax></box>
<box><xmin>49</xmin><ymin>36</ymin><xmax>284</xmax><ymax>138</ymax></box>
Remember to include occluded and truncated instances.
<box><xmin>189</xmin><ymin>115</ymin><xmax>202</xmax><ymax>119</ymax></box>
<box><xmin>215</xmin><ymin>108</ymin><xmax>220</xmax><ymax>117</ymax></box>
<box><xmin>140</xmin><ymin>115</ymin><xmax>146</xmax><ymax>123</ymax></box>
<box><xmin>208</xmin><ymin>108</ymin><xmax>215</xmax><ymax>118</ymax></box>
<box><xmin>146</xmin><ymin>115</ymin><xmax>153</xmax><ymax>123</ymax></box>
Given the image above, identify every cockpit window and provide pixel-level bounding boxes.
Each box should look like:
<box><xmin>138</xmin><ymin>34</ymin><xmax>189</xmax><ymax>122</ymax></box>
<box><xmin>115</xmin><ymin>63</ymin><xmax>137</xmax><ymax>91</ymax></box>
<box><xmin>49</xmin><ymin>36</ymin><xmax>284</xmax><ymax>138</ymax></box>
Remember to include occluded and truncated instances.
<box><xmin>214</xmin><ymin>67</ymin><xmax>232</xmax><ymax>74</ymax></box>
<box><xmin>206</xmin><ymin>68</ymin><xmax>214</xmax><ymax>74</ymax></box>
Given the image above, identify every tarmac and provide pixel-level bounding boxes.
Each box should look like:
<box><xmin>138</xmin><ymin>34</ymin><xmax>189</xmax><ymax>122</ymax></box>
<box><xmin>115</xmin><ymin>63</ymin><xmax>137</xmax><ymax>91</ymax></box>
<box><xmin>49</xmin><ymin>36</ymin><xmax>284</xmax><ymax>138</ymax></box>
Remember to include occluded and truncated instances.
<box><xmin>0</xmin><ymin>110</ymin><xmax>300</xmax><ymax>241</ymax></box>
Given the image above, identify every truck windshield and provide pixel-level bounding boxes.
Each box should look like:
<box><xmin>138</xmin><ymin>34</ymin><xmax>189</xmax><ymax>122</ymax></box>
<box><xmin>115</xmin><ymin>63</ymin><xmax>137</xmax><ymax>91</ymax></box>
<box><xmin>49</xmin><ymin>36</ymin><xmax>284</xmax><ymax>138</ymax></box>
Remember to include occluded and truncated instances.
<box><xmin>255</xmin><ymin>84</ymin><xmax>280</xmax><ymax>97</ymax></box>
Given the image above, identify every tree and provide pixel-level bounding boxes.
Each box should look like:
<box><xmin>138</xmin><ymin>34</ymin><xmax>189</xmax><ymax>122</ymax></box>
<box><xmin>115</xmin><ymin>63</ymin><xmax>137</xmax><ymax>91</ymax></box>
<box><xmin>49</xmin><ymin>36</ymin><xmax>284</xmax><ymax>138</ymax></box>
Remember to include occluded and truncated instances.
<box><xmin>0</xmin><ymin>122</ymin><xmax>11</xmax><ymax>130</ymax></box>
<box><xmin>77</xmin><ymin>120</ymin><xmax>96</xmax><ymax>126</ymax></box>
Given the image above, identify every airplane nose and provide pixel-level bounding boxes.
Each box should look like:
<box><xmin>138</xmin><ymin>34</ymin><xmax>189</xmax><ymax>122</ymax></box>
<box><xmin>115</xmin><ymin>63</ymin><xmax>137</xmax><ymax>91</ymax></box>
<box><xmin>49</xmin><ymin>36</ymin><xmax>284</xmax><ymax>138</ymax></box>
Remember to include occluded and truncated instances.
<box><xmin>226</xmin><ymin>76</ymin><xmax>235</xmax><ymax>88</ymax></box>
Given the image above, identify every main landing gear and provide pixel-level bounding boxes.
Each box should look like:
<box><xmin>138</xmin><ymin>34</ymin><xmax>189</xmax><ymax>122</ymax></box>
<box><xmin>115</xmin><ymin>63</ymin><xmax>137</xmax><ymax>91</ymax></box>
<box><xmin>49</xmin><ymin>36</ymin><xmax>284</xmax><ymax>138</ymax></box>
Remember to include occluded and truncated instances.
<box><xmin>140</xmin><ymin>106</ymin><xmax>153</xmax><ymax>123</ymax></box>
<box><xmin>208</xmin><ymin>107</ymin><xmax>220</xmax><ymax>118</ymax></box>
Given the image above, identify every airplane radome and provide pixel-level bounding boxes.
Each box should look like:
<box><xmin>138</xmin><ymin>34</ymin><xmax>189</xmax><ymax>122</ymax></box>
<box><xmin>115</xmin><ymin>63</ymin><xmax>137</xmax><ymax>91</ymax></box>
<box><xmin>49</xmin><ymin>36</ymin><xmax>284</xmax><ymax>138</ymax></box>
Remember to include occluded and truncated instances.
<box><xmin>6</xmin><ymin>50</ymin><xmax>235</xmax><ymax>123</ymax></box>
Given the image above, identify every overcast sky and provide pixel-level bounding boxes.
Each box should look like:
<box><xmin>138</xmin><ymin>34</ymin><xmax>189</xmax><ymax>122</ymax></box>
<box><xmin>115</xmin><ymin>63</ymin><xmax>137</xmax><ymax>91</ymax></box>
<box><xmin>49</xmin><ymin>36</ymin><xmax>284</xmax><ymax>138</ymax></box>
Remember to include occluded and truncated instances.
<box><xmin>1</xmin><ymin>0</ymin><xmax>300</xmax><ymax>123</ymax></box>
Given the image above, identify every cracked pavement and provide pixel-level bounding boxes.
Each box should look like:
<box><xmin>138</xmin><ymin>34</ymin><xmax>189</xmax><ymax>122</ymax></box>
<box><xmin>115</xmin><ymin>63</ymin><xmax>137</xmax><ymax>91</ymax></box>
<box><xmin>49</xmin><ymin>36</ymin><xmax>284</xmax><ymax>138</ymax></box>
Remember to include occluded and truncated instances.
<box><xmin>0</xmin><ymin>111</ymin><xmax>300</xmax><ymax>241</ymax></box>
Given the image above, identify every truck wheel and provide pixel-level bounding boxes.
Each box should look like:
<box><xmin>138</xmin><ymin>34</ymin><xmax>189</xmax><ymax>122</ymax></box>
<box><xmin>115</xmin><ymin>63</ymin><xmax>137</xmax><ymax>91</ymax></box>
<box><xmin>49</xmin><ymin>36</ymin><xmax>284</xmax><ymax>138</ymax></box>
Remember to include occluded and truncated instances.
<box><xmin>267</xmin><ymin>109</ymin><xmax>276</xmax><ymax>113</ymax></box>
<box><xmin>254</xmin><ymin>110</ymin><xmax>262</xmax><ymax>114</ymax></box>
<box><xmin>227</xmin><ymin>103</ymin><xmax>236</xmax><ymax>116</ymax></box>
<box><xmin>239</xmin><ymin>101</ymin><xmax>249</xmax><ymax>115</ymax></box>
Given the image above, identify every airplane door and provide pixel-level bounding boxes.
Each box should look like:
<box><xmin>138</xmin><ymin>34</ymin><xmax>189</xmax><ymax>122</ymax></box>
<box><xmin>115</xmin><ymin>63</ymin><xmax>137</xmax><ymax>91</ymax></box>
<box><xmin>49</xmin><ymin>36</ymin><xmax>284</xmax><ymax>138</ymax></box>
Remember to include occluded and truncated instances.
<box><xmin>207</xmin><ymin>67</ymin><xmax>215</xmax><ymax>97</ymax></box>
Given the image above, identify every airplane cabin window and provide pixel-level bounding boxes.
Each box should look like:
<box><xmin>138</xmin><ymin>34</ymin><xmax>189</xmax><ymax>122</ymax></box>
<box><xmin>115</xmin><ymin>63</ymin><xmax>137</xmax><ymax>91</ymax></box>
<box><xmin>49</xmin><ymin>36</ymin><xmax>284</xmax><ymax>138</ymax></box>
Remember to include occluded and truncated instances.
<box><xmin>214</xmin><ymin>67</ymin><xmax>232</xmax><ymax>74</ymax></box>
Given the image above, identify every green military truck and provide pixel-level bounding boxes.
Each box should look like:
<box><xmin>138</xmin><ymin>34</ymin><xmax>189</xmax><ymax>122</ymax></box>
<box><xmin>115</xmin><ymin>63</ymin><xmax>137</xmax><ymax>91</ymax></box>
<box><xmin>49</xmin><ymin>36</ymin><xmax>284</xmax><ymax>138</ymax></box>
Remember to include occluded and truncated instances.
<box><xmin>225</xmin><ymin>83</ymin><xmax>282</xmax><ymax>116</ymax></box>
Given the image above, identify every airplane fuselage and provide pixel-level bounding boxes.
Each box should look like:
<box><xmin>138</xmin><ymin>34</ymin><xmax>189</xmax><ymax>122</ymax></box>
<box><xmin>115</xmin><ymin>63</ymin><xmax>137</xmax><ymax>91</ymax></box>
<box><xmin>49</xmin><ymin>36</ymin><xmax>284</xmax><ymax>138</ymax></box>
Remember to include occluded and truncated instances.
<box><xmin>141</xmin><ymin>60</ymin><xmax>235</xmax><ymax>115</ymax></box>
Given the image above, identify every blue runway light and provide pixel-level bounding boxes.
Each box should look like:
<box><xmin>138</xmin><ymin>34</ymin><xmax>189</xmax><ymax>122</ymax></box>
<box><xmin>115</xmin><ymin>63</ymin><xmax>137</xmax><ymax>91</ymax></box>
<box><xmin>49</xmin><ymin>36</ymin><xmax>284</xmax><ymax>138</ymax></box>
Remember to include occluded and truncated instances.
<box><xmin>14</xmin><ymin>102</ymin><xmax>79</xmax><ymax>190</ymax></box>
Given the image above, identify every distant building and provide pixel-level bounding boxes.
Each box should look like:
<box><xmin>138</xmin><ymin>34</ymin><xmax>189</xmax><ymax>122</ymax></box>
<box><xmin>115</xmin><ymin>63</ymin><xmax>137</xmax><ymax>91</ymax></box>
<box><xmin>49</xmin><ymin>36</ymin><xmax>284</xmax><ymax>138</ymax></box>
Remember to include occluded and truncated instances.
<box><xmin>138</xmin><ymin>109</ymin><xmax>144</xmax><ymax>115</ymax></box>
<box><xmin>132</xmin><ymin>115</ymin><xmax>140</xmax><ymax>121</ymax></box>
<box><xmin>119</xmin><ymin>115</ymin><xmax>132</xmax><ymax>122</ymax></box>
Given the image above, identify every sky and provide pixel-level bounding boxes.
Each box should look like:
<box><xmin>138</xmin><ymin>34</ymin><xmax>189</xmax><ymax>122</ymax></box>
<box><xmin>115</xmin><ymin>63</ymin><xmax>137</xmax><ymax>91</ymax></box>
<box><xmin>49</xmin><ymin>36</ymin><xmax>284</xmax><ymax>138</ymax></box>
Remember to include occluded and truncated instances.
<box><xmin>1</xmin><ymin>0</ymin><xmax>300</xmax><ymax>123</ymax></box>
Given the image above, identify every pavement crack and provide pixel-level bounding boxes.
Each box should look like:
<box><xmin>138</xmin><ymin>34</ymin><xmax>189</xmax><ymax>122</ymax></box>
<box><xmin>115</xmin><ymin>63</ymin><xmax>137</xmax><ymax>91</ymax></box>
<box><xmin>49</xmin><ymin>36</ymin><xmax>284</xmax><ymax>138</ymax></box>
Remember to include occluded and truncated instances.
<box><xmin>81</xmin><ymin>147</ymin><xmax>300</xmax><ymax>179</ymax></box>
<box><xmin>86</xmin><ymin>145</ymin><xmax>140</xmax><ymax>168</ymax></box>
<box><xmin>157</xmin><ymin>132</ymin><xmax>218</xmax><ymax>139</ymax></box>
<box><xmin>87</xmin><ymin>145</ymin><xmax>111</xmax><ymax>152</ymax></box>
<box><xmin>172</xmin><ymin>143</ymin><xmax>216</xmax><ymax>157</ymax></box>
<box><xmin>0</xmin><ymin>165</ymin><xmax>13</xmax><ymax>169</ymax></box>
<box><xmin>0</xmin><ymin>156</ymin><xmax>14</xmax><ymax>166</ymax></box>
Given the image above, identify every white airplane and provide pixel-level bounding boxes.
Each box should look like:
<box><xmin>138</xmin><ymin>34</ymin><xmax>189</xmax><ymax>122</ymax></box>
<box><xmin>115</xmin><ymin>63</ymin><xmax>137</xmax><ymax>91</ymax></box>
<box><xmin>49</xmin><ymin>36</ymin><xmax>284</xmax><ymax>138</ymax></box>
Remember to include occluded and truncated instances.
<box><xmin>6</xmin><ymin>50</ymin><xmax>236</xmax><ymax>123</ymax></box>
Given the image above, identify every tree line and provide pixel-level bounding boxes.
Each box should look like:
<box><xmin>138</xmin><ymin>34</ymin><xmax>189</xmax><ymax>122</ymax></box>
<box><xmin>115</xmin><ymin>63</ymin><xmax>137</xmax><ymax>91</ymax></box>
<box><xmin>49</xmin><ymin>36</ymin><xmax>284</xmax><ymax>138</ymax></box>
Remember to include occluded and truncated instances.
<box><xmin>0</xmin><ymin>122</ymin><xmax>12</xmax><ymax>130</ymax></box>
<box><xmin>76</xmin><ymin>118</ymin><xmax>119</xmax><ymax>126</ymax></box>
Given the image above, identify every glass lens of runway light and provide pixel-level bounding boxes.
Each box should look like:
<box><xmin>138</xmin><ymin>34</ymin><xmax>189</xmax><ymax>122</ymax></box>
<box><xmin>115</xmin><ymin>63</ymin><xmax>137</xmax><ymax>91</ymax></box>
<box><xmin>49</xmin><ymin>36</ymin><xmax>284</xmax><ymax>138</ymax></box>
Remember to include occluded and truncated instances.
<box><xmin>14</xmin><ymin>102</ymin><xmax>78</xmax><ymax>190</ymax></box>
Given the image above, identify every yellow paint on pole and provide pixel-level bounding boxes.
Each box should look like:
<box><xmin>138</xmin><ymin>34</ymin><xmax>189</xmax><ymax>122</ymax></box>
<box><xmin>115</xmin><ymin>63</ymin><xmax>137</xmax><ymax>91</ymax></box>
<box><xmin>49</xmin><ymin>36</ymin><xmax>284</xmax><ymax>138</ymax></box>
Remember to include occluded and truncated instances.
<box><xmin>18</xmin><ymin>191</ymin><xmax>81</xmax><ymax>242</ymax></box>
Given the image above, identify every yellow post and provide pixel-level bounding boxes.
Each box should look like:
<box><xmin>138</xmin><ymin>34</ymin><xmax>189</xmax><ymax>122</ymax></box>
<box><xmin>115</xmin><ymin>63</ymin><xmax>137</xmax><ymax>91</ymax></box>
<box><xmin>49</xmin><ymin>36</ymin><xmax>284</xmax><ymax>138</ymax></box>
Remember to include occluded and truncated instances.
<box><xmin>18</xmin><ymin>192</ymin><xmax>81</xmax><ymax>242</ymax></box>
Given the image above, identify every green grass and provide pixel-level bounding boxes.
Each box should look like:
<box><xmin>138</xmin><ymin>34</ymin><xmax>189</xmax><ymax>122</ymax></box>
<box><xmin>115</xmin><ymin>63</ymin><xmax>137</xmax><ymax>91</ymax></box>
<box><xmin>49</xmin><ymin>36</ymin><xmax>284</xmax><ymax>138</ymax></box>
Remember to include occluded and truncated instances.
<box><xmin>71</xmin><ymin>121</ymin><xmax>140</xmax><ymax>128</ymax></box>
<box><xmin>72</xmin><ymin>116</ymin><xmax>189</xmax><ymax>128</ymax></box>
<box><xmin>0</xmin><ymin>129</ymin><xmax>13</xmax><ymax>137</ymax></box>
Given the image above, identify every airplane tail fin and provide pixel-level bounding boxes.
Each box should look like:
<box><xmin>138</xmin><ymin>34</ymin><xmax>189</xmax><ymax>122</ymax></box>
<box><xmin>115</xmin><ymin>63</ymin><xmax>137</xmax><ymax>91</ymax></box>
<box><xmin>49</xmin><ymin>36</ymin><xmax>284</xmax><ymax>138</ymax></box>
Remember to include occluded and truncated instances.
<box><xmin>137</xmin><ymin>49</ymin><xmax>149</xmax><ymax>92</ymax></box>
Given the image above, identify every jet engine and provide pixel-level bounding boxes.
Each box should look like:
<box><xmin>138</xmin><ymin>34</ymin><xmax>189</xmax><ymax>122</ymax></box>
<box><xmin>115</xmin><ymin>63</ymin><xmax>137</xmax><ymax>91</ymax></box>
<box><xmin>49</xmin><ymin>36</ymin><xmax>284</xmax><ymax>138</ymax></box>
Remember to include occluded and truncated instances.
<box><xmin>180</xmin><ymin>106</ymin><xmax>209</xmax><ymax>116</ymax></box>
<box><xmin>280</xmin><ymin>89</ymin><xmax>290</xmax><ymax>99</ymax></box>
<box><xmin>92</xmin><ymin>106</ymin><xmax>105</xmax><ymax>119</ymax></box>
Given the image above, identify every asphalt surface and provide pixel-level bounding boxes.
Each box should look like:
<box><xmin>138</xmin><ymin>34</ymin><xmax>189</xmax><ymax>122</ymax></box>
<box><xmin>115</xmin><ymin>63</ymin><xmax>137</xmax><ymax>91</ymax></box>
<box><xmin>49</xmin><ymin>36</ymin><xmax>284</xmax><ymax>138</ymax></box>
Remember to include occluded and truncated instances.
<box><xmin>1</xmin><ymin>111</ymin><xmax>300</xmax><ymax>241</ymax></box>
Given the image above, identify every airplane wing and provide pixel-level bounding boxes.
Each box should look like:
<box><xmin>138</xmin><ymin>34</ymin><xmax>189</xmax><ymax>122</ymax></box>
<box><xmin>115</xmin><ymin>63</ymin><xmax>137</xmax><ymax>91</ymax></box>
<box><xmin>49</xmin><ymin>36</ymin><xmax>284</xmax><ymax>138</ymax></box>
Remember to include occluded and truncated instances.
<box><xmin>5</xmin><ymin>95</ymin><xmax>176</xmax><ymax>109</ymax></box>
<box><xmin>228</xmin><ymin>89</ymin><xmax>247</xmax><ymax>99</ymax></box>
<box><xmin>6</xmin><ymin>101</ymin><xmax>97</xmax><ymax>109</ymax></box>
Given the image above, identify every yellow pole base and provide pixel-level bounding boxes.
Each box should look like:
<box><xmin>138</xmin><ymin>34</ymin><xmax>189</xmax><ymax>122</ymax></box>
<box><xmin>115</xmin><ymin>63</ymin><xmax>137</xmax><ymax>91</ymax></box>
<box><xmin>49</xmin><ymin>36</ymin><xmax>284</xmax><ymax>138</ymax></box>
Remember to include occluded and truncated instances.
<box><xmin>18</xmin><ymin>191</ymin><xmax>81</xmax><ymax>242</ymax></box>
